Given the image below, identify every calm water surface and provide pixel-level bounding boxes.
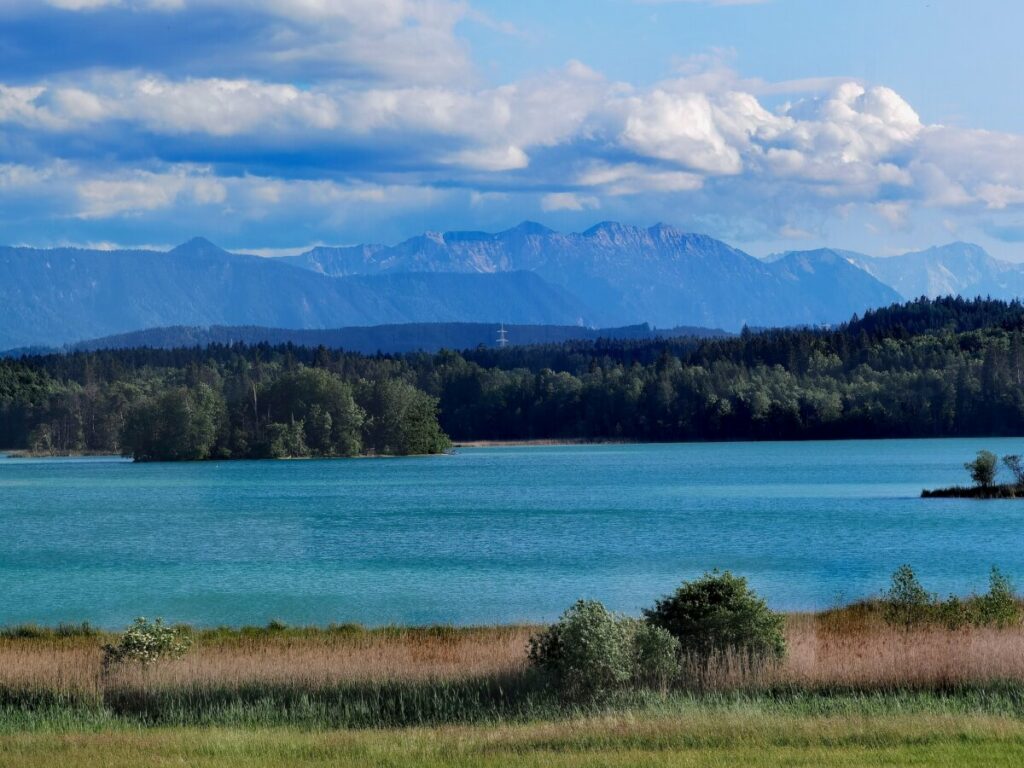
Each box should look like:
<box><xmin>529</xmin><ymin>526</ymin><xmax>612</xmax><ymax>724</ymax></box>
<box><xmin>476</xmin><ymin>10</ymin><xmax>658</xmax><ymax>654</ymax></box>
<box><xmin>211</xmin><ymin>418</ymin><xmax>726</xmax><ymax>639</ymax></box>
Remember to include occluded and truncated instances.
<box><xmin>2</xmin><ymin>439</ymin><xmax>1024</xmax><ymax>627</ymax></box>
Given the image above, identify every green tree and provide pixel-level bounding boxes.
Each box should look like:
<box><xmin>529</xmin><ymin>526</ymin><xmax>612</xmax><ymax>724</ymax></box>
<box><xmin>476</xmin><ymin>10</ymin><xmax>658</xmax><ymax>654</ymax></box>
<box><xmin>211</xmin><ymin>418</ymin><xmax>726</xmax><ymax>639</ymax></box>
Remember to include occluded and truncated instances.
<box><xmin>266</xmin><ymin>419</ymin><xmax>310</xmax><ymax>458</ymax></box>
<box><xmin>360</xmin><ymin>379</ymin><xmax>450</xmax><ymax>455</ymax></box>
<box><xmin>261</xmin><ymin>367</ymin><xmax>364</xmax><ymax>456</ymax></box>
<box><xmin>643</xmin><ymin>571</ymin><xmax>785</xmax><ymax>664</ymax></box>
<box><xmin>1003</xmin><ymin>455</ymin><xmax>1024</xmax><ymax>487</ymax></box>
<box><xmin>965</xmin><ymin>450</ymin><xmax>999</xmax><ymax>488</ymax></box>
<box><xmin>122</xmin><ymin>384</ymin><xmax>226</xmax><ymax>461</ymax></box>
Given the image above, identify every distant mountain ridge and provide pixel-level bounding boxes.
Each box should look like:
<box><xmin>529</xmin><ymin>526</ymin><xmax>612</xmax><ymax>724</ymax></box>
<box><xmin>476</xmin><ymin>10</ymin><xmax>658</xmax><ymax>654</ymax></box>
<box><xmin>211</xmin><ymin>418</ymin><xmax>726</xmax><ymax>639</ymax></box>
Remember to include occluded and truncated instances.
<box><xmin>281</xmin><ymin>221</ymin><xmax>902</xmax><ymax>330</ymax></box>
<box><xmin>0</xmin><ymin>223</ymin><xmax>1019</xmax><ymax>351</ymax></box>
<box><xmin>851</xmin><ymin>243</ymin><xmax>1024</xmax><ymax>301</ymax></box>
<box><xmin>0</xmin><ymin>237</ymin><xmax>590</xmax><ymax>349</ymax></box>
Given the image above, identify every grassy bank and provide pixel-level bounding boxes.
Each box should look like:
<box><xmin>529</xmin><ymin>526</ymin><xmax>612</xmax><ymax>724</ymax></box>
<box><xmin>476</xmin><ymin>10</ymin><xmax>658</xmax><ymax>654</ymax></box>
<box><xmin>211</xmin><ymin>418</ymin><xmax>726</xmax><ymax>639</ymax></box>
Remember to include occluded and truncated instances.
<box><xmin>5</xmin><ymin>705</ymin><xmax>1024</xmax><ymax>767</ymax></box>
<box><xmin>4</xmin><ymin>608</ymin><xmax>1024</xmax><ymax>729</ymax></box>
<box><xmin>5</xmin><ymin>611</ymin><xmax>1024</xmax><ymax>765</ymax></box>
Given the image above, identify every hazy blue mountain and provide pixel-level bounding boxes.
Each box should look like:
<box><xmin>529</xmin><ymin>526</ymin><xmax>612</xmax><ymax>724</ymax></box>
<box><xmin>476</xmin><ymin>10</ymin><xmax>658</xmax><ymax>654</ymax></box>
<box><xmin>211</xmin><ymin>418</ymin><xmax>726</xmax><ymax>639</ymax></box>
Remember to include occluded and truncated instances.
<box><xmin>61</xmin><ymin>322</ymin><xmax>729</xmax><ymax>356</ymax></box>
<box><xmin>847</xmin><ymin>242</ymin><xmax>1024</xmax><ymax>300</ymax></box>
<box><xmin>769</xmin><ymin>249</ymin><xmax>903</xmax><ymax>317</ymax></box>
<box><xmin>284</xmin><ymin>221</ymin><xmax>902</xmax><ymax>329</ymax></box>
<box><xmin>3</xmin><ymin>224</ymin><xmax>986</xmax><ymax>351</ymax></box>
<box><xmin>280</xmin><ymin>243</ymin><xmax>387</xmax><ymax>276</ymax></box>
<box><xmin>0</xmin><ymin>238</ymin><xmax>589</xmax><ymax>348</ymax></box>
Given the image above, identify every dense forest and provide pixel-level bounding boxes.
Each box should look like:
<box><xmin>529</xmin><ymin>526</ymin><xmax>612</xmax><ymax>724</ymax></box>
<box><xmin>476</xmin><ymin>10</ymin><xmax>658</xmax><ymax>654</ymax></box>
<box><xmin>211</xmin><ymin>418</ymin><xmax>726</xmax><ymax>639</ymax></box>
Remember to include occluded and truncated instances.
<box><xmin>4</xmin><ymin>296</ymin><xmax>1024</xmax><ymax>461</ymax></box>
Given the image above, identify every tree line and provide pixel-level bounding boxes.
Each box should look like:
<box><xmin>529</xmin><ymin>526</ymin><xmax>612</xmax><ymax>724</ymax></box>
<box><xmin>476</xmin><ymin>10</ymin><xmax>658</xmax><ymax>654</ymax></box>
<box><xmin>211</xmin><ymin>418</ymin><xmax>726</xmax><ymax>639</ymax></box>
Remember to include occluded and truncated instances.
<box><xmin>4</xmin><ymin>296</ymin><xmax>1024</xmax><ymax>458</ymax></box>
<box><xmin>0</xmin><ymin>359</ymin><xmax>450</xmax><ymax>461</ymax></box>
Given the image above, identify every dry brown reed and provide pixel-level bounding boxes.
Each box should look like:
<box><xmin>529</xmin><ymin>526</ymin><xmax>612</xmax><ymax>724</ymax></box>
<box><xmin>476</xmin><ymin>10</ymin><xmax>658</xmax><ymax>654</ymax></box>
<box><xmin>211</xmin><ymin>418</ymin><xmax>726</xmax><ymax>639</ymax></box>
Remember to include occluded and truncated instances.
<box><xmin>685</xmin><ymin>610</ymin><xmax>1024</xmax><ymax>692</ymax></box>
<box><xmin>3</xmin><ymin>610</ymin><xmax>1024</xmax><ymax>703</ymax></box>
<box><xmin>0</xmin><ymin>626</ymin><xmax>534</xmax><ymax>702</ymax></box>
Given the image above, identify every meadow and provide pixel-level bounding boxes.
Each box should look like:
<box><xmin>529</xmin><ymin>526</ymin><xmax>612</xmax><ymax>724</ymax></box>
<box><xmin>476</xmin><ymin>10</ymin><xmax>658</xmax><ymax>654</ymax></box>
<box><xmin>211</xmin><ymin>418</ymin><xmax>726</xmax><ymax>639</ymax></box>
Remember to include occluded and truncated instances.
<box><xmin>4</xmin><ymin>606</ymin><xmax>1024</xmax><ymax>765</ymax></box>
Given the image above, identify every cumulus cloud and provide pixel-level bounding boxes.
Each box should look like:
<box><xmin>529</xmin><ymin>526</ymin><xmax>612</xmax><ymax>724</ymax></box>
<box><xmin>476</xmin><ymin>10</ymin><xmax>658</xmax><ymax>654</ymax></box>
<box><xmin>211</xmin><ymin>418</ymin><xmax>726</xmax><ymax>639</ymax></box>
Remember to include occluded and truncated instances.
<box><xmin>1</xmin><ymin>0</ymin><xmax>1024</xmax><ymax>251</ymax></box>
<box><xmin>5</xmin><ymin>66</ymin><xmax>1024</xmax><ymax>242</ymax></box>
<box><xmin>2</xmin><ymin>67</ymin><xmax>1023</xmax><ymax>224</ymax></box>
<box><xmin>619</xmin><ymin>90</ymin><xmax>742</xmax><ymax>174</ymax></box>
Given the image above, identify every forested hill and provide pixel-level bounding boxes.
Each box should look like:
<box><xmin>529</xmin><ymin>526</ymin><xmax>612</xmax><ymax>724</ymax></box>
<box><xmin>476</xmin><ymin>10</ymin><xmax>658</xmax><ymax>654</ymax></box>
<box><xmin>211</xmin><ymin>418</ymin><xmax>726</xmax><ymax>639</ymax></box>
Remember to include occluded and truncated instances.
<box><xmin>61</xmin><ymin>321</ymin><xmax>728</xmax><ymax>356</ymax></box>
<box><xmin>3</xmin><ymin>296</ymin><xmax>1024</xmax><ymax>459</ymax></box>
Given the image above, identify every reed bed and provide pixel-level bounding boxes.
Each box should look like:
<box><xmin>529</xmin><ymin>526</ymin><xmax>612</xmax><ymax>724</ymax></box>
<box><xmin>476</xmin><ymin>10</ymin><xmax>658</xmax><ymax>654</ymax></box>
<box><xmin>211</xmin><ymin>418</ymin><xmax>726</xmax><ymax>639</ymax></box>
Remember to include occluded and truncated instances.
<box><xmin>684</xmin><ymin>610</ymin><xmax>1024</xmax><ymax>693</ymax></box>
<box><xmin>0</xmin><ymin>625</ymin><xmax>534</xmax><ymax>707</ymax></box>
<box><xmin>3</xmin><ymin>610</ymin><xmax>1024</xmax><ymax>727</ymax></box>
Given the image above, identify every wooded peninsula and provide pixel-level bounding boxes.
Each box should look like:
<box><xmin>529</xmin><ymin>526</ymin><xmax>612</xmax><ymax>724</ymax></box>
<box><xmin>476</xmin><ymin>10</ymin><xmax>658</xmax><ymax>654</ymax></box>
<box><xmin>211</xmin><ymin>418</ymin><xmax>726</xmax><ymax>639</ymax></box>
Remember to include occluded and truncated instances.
<box><xmin>3</xmin><ymin>296</ymin><xmax>1024</xmax><ymax>461</ymax></box>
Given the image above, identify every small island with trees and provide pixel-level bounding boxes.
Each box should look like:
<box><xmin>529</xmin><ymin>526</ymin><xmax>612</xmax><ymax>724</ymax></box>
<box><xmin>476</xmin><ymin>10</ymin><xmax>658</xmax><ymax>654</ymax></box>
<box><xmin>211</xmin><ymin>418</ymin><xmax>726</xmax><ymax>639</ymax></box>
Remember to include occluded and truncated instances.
<box><xmin>922</xmin><ymin>450</ymin><xmax>1024</xmax><ymax>498</ymax></box>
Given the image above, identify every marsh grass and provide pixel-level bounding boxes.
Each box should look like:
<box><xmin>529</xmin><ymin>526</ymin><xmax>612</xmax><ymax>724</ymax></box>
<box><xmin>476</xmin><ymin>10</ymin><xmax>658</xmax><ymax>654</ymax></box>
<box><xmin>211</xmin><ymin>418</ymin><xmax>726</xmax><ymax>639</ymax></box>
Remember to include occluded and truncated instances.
<box><xmin>3</xmin><ymin>611</ymin><xmax>1024</xmax><ymax>728</ymax></box>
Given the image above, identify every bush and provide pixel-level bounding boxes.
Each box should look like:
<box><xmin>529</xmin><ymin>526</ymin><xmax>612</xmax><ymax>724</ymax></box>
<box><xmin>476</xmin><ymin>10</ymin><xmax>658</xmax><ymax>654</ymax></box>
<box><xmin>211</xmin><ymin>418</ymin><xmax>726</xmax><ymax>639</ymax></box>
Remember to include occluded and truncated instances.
<box><xmin>883</xmin><ymin>565</ymin><xmax>936</xmax><ymax>628</ymax></box>
<box><xmin>884</xmin><ymin>565</ymin><xmax>1021</xmax><ymax>630</ymax></box>
<box><xmin>975</xmin><ymin>567</ymin><xmax>1021</xmax><ymax>628</ymax></box>
<box><xmin>643</xmin><ymin>571</ymin><xmax>785</xmax><ymax>664</ymax></box>
<box><xmin>630</xmin><ymin>621</ymin><xmax>680</xmax><ymax>690</ymax></box>
<box><xmin>102</xmin><ymin>617</ymin><xmax>193</xmax><ymax>670</ymax></box>
<box><xmin>528</xmin><ymin>600</ymin><xmax>635</xmax><ymax>700</ymax></box>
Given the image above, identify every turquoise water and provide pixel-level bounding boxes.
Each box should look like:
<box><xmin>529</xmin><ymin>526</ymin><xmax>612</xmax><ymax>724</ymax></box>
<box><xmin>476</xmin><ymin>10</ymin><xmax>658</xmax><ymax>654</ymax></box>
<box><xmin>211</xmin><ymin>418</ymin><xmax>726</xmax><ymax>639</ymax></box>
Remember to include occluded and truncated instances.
<box><xmin>2</xmin><ymin>439</ymin><xmax>1024</xmax><ymax>628</ymax></box>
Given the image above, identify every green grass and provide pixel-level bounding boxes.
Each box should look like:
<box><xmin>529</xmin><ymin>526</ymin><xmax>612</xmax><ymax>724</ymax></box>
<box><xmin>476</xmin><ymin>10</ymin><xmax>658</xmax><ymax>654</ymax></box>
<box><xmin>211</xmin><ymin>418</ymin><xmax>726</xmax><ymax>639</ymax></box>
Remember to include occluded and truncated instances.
<box><xmin>4</xmin><ymin>705</ymin><xmax>1024</xmax><ymax>767</ymax></box>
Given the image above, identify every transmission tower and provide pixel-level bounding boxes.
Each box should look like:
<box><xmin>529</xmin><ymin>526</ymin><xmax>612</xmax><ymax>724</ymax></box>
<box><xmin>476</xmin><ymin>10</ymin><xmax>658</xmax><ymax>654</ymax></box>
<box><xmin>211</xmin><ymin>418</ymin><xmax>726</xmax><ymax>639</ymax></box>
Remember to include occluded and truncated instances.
<box><xmin>496</xmin><ymin>323</ymin><xmax>509</xmax><ymax>349</ymax></box>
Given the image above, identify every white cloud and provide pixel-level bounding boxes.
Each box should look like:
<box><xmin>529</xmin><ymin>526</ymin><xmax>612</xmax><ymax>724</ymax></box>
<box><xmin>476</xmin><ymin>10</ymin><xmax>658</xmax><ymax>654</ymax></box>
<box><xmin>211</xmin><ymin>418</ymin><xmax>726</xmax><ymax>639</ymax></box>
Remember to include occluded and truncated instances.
<box><xmin>874</xmin><ymin>201</ymin><xmax>911</xmax><ymax>230</ymax></box>
<box><xmin>3</xmin><ymin>38</ymin><xmax>1024</xmax><ymax>245</ymax></box>
<box><xmin>444</xmin><ymin>145</ymin><xmax>530</xmax><ymax>171</ymax></box>
<box><xmin>0</xmin><ymin>163</ymin><xmax>58</xmax><ymax>189</ymax></box>
<box><xmin>75</xmin><ymin>169</ymin><xmax>217</xmax><ymax>218</ymax></box>
<box><xmin>576</xmin><ymin>162</ymin><xmax>703</xmax><ymax>195</ymax></box>
<box><xmin>619</xmin><ymin>90</ymin><xmax>742</xmax><ymax>174</ymax></box>
<box><xmin>541</xmin><ymin>192</ymin><xmax>599</xmax><ymax>212</ymax></box>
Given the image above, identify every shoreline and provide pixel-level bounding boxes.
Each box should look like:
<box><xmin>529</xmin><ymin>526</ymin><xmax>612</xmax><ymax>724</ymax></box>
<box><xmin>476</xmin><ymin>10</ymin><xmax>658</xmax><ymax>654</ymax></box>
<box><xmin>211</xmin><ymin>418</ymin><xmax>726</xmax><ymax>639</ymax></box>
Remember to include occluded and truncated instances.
<box><xmin>452</xmin><ymin>438</ymin><xmax>635</xmax><ymax>448</ymax></box>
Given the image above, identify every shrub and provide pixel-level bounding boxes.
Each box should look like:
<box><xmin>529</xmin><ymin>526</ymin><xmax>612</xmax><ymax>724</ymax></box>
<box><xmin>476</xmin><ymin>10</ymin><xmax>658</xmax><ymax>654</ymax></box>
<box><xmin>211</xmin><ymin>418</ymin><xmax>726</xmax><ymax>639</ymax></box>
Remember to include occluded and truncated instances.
<box><xmin>102</xmin><ymin>617</ymin><xmax>193</xmax><ymax>670</ymax></box>
<box><xmin>528</xmin><ymin>600</ymin><xmax>634</xmax><ymax>700</ymax></box>
<box><xmin>975</xmin><ymin>567</ymin><xmax>1021</xmax><ymax>628</ymax></box>
<box><xmin>883</xmin><ymin>565</ymin><xmax>1019</xmax><ymax>630</ymax></box>
<box><xmin>965</xmin><ymin>450</ymin><xmax>998</xmax><ymax>488</ymax></box>
<box><xmin>883</xmin><ymin>565</ymin><xmax>936</xmax><ymax>628</ymax></box>
<box><xmin>643</xmin><ymin>571</ymin><xmax>785</xmax><ymax>664</ymax></box>
<box><xmin>937</xmin><ymin>594</ymin><xmax>971</xmax><ymax>630</ymax></box>
<box><xmin>630</xmin><ymin>620</ymin><xmax>680</xmax><ymax>690</ymax></box>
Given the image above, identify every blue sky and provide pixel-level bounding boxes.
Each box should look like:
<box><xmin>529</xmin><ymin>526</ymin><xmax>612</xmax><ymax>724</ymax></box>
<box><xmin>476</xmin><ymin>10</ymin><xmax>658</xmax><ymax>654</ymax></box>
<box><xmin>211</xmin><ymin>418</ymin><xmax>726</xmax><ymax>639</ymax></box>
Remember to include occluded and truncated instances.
<box><xmin>1</xmin><ymin>0</ymin><xmax>1023</xmax><ymax>259</ymax></box>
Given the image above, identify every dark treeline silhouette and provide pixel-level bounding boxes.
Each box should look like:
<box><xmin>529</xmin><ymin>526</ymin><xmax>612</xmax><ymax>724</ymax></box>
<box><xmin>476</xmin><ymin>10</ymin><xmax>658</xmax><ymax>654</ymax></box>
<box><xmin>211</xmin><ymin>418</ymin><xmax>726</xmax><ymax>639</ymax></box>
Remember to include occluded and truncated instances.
<box><xmin>4</xmin><ymin>296</ymin><xmax>1024</xmax><ymax>457</ymax></box>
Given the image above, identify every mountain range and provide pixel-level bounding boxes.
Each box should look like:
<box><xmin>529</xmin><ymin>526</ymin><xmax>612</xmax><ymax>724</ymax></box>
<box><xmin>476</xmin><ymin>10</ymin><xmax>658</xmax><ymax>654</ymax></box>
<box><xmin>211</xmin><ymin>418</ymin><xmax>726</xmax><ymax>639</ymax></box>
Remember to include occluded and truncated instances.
<box><xmin>1</xmin><ymin>222</ymin><xmax>1022</xmax><ymax>351</ymax></box>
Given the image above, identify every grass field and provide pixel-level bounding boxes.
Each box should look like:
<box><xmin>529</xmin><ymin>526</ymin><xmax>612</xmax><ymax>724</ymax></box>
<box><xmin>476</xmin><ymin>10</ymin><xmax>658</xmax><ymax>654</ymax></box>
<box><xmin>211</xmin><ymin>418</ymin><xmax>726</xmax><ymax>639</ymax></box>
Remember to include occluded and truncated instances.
<box><xmin>4</xmin><ymin>708</ymin><xmax>1024</xmax><ymax>767</ymax></box>
<box><xmin>4</xmin><ymin>607</ymin><xmax>1024</xmax><ymax>765</ymax></box>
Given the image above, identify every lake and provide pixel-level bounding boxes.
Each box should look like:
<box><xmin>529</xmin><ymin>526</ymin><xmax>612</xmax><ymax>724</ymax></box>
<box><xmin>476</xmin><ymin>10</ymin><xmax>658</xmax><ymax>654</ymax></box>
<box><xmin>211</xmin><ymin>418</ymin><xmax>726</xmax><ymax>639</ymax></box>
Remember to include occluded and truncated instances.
<box><xmin>2</xmin><ymin>439</ymin><xmax>1024</xmax><ymax>628</ymax></box>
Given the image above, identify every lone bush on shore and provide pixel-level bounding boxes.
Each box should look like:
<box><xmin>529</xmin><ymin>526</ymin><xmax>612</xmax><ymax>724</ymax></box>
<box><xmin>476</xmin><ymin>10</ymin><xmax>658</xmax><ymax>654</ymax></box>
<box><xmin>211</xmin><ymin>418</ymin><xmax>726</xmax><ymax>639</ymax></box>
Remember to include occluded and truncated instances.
<box><xmin>102</xmin><ymin>617</ymin><xmax>193</xmax><ymax>670</ymax></box>
<box><xmin>643</xmin><ymin>571</ymin><xmax>786</xmax><ymax>664</ymax></box>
